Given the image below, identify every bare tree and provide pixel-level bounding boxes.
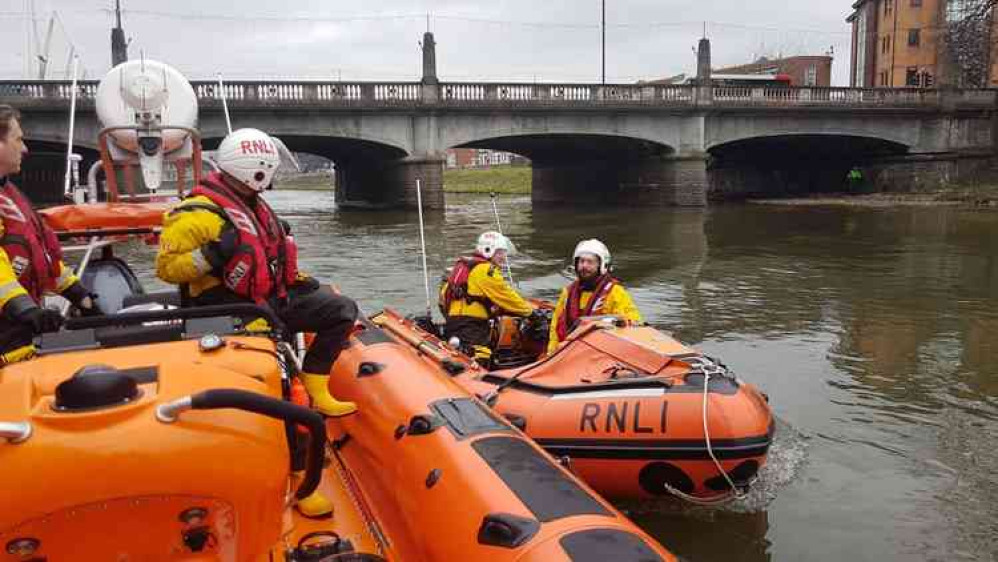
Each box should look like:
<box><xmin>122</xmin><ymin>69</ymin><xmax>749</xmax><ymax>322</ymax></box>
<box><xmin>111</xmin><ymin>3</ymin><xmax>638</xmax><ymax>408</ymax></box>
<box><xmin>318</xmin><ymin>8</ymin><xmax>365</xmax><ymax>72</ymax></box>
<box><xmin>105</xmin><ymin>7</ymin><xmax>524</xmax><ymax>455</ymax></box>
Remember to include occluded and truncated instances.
<box><xmin>944</xmin><ymin>0</ymin><xmax>996</xmax><ymax>87</ymax></box>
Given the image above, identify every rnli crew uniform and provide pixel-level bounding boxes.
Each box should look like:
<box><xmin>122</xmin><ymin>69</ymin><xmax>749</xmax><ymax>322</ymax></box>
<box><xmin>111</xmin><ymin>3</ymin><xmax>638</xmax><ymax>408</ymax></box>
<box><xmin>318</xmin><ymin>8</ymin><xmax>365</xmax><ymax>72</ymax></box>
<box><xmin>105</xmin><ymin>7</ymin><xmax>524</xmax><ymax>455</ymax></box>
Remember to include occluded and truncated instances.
<box><xmin>439</xmin><ymin>255</ymin><xmax>533</xmax><ymax>364</ymax></box>
<box><xmin>0</xmin><ymin>177</ymin><xmax>94</xmax><ymax>364</ymax></box>
<box><xmin>156</xmin><ymin>171</ymin><xmax>358</xmax><ymax>416</ymax></box>
<box><xmin>547</xmin><ymin>274</ymin><xmax>641</xmax><ymax>354</ymax></box>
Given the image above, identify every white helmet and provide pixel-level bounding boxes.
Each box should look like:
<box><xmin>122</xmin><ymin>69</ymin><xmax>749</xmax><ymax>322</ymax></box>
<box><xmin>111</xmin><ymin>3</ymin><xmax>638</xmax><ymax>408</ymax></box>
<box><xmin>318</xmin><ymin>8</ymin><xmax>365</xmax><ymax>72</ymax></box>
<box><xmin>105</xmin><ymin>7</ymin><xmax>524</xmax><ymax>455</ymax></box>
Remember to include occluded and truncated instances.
<box><xmin>573</xmin><ymin>239</ymin><xmax>611</xmax><ymax>275</ymax></box>
<box><xmin>215</xmin><ymin>128</ymin><xmax>281</xmax><ymax>192</ymax></box>
<box><xmin>476</xmin><ymin>231</ymin><xmax>516</xmax><ymax>259</ymax></box>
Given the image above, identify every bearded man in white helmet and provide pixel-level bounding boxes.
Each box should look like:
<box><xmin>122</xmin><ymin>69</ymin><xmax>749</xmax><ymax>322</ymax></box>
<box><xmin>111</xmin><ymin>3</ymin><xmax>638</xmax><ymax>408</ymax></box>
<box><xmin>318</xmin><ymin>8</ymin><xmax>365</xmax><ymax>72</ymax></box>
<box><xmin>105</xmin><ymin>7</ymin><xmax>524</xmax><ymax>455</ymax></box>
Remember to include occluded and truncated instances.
<box><xmin>547</xmin><ymin>239</ymin><xmax>642</xmax><ymax>354</ymax></box>
<box><xmin>439</xmin><ymin>231</ymin><xmax>535</xmax><ymax>366</ymax></box>
<box><xmin>156</xmin><ymin>128</ymin><xmax>356</xmax><ymax>517</ymax></box>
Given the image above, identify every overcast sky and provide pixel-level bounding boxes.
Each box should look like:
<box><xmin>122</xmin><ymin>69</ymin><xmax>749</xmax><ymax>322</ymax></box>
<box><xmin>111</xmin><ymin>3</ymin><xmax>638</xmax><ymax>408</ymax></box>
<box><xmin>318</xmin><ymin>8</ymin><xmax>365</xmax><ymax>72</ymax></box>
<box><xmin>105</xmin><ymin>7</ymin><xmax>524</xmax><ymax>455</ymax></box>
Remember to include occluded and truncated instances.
<box><xmin>4</xmin><ymin>0</ymin><xmax>854</xmax><ymax>85</ymax></box>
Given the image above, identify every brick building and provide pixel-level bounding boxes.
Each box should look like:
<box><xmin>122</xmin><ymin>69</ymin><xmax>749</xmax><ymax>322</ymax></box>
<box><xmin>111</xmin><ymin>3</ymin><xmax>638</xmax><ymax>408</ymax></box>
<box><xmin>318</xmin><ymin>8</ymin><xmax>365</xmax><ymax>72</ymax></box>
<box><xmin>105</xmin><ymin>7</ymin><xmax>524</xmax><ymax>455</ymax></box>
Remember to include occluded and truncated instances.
<box><xmin>714</xmin><ymin>55</ymin><xmax>834</xmax><ymax>86</ymax></box>
<box><xmin>445</xmin><ymin>148</ymin><xmax>519</xmax><ymax>168</ymax></box>
<box><xmin>847</xmin><ymin>0</ymin><xmax>998</xmax><ymax>88</ymax></box>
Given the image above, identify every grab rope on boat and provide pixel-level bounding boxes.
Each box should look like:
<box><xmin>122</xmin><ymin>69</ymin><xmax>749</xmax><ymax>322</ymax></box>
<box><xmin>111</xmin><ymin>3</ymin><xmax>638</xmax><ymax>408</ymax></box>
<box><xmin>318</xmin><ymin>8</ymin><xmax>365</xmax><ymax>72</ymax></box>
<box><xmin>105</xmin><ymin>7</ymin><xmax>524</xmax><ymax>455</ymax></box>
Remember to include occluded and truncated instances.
<box><xmin>663</xmin><ymin>357</ymin><xmax>747</xmax><ymax>506</ymax></box>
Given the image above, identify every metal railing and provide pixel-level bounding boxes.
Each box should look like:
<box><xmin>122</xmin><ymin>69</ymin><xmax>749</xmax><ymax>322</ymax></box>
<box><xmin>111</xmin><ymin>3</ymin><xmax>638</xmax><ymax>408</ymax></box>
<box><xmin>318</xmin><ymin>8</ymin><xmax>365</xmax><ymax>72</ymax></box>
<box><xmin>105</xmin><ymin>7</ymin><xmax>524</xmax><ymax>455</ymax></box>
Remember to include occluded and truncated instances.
<box><xmin>2</xmin><ymin>79</ymin><xmax>994</xmax><ymax>109</ymax></box>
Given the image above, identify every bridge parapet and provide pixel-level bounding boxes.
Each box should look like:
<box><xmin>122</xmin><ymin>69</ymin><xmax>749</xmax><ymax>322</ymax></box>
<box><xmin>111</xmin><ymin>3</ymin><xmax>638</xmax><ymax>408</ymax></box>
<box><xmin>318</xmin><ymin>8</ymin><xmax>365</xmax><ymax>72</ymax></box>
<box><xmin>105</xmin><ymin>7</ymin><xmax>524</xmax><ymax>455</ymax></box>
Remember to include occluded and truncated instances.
<box><xmin>4</xmin><ymin>80</ymin><xmax>995</xmax><ymax>111</ymax></box>
<box><xmin>711</xmin><ymin>86</ymin><xmax>996</xmax><ymax>108</ymax></box>
<box><xmin>438</xmin><ymin>82</ymin><xmax>695</xmax><ymax>105</ymax></box>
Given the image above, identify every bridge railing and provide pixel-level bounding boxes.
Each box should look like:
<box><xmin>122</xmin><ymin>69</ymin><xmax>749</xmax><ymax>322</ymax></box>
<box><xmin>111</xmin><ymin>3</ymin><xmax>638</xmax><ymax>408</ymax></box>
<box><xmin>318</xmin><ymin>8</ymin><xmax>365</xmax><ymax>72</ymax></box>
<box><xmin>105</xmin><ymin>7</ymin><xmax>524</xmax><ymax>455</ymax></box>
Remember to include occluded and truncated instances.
<box><xmin>710</xmin><ymin>86</ymin><xmax>997</xmax><ymax>106</ymax></box>
<box><xmin>438</xmin><ymin>83</ymin><xmax>695</xmax><ymax>105</ymax></box>
<box><xmin>2</xmin><ymin>79</ymin><xmax>995</xmax><ymax>109</ymax></box>
<box><xmin>191</xmin><ymin>81</ymin><xmax>423</xmax><ymax>104</ymax></box>
<box><xmin>0</xmin><ymin>81</ymin><xmax>100</xmax><ymax>100</ymax></box>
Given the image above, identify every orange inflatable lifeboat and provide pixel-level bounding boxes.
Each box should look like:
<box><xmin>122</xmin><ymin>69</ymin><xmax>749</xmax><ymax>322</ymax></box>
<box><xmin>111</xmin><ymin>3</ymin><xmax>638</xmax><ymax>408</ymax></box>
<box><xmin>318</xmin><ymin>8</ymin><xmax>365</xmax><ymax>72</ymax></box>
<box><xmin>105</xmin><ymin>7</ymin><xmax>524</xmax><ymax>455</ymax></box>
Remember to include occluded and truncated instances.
<box><xmin>323</xmin><ymin>317</ymin><xmax>677</xmax><ymax>560</ymax></box>
<box><xmin>1</xmin><ymin>305</ymin><xmax>677</xmax><ymax>561</ymax></box>
<box><xmin>0</xmin><ymin>305</ymin><xmax>386</xmax><ymax>561</ymax></box>
<box><xmin>372</xmin><ymin>308</ymin><xmax>774</xmax><ymax>503</ymax></box>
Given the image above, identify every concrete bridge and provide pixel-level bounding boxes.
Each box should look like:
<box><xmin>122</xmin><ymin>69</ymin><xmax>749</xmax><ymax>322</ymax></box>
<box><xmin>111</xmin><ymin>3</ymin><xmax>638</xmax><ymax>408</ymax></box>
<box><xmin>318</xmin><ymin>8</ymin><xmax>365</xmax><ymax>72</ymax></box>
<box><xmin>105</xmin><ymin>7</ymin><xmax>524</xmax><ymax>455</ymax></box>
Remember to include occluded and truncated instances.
<box><xmin>4</xmin><ymin>38</ymin><xmax>997</xmax><ymax>208</ymax></box>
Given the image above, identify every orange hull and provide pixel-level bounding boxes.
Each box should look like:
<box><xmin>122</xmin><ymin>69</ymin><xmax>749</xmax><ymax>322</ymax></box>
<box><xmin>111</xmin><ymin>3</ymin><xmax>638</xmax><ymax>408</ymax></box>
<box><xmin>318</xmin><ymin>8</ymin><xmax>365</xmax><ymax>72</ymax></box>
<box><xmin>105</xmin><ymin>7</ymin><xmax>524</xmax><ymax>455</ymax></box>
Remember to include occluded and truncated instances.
<box><xmin>373</xmin><ymin>309</ymin><xmax>775</xmax><ymax>502</ymax></box>
<box><xmin>326</xmin><ymin>319</ymin><xmax>677</xmax><ymax>560</ymax></box>
<box><xmin>0</xmin><ymin>335</ymin><xmax>383</xmax><ymax>561</ymax></box>
<box><xmin>1</xmin><ymin>310</ymin><xmax>675</xmax><ymax>560</ymax></box>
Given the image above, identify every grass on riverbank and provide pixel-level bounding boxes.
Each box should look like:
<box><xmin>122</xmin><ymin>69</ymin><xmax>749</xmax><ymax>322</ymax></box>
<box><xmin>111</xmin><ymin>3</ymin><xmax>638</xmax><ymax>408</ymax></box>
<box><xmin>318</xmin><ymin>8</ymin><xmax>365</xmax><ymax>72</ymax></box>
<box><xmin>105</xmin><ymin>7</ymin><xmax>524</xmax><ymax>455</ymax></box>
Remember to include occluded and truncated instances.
<box><xmin>275</xmin><ymin>167</ymin><xmax>532</xmax><ymax>193</ymax></box>
<box><xmin>275</xmin><ymin>172</ymin><xmax>334</xmax><ymax>190</ymax></box>
<box><xmin>444</xmin><ymin>166</ymin><xmax>531</xmax><ymax>194</ymax></box>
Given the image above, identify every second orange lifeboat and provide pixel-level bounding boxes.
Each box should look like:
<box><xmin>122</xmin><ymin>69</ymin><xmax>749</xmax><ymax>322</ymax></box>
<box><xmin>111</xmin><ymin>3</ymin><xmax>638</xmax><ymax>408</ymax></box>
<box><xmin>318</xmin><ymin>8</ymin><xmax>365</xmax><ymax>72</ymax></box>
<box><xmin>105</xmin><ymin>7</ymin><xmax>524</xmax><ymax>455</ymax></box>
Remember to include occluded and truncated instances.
<box><xmin>372</xmin><ymin>308</ymin><xmax>775</xmax><ymax>503</ymax></box>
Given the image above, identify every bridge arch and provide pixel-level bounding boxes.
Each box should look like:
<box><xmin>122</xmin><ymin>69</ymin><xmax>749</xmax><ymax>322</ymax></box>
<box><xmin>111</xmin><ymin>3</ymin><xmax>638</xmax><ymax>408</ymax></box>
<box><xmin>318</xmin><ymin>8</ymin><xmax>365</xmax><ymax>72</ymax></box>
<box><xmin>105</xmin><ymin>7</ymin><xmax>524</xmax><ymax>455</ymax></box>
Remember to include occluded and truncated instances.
<box><xmin>706</xmin><ymin>114</ymin><xmax>923</xmax><ymax>154</ymax></box>
<box><xmin>707</xmin><ymin>134</ymin><xmax>910</xmax><ymax>199</ymax></box>
<box><xmin>201</xmin><ymin>133</ymin><xmax>412</xmax><ymax>207</ymax></box>
<box><xmin>450</xmin><ymin>133</ymin><xmax>680</xmax><ymax>205</ymax></box>
<box><xmin>196</xmin><ymin>111</ymin><xmax>413</xmax><ymax>157</ymax></box>
<box><xmin>452</xmin><ymin>133</ymin><xmax>674</xmax><ymax>163</ymax></box>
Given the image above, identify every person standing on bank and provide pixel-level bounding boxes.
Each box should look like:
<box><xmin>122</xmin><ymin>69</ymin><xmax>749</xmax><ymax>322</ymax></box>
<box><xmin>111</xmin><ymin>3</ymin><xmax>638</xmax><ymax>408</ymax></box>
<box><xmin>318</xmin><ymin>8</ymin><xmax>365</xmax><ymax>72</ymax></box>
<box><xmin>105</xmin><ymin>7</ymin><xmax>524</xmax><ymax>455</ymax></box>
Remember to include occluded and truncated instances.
<box><xmin>0</xmin><ymin>105</ymin><xmax>101</xmax><ymax>365</ymax></box>
<box><xmin>548</xmin><ymin>239</ymin><xmax>641</xmax><ymax>354</ymax></box>
<box><xmin>439</xmin><ymin>231</ymin><xmax>535</xmax><ymax>366</ymax></box>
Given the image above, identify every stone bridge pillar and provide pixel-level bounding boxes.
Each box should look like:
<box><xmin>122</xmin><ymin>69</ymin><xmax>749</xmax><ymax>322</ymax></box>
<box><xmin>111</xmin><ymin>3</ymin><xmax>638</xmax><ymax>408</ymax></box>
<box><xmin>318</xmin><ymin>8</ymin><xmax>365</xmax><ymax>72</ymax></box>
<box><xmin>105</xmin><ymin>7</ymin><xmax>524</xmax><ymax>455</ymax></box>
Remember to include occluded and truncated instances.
<box><xmin>334</xmin><ymin>155</ymin><xmax>444</xmax><ymax>210</ymax></box>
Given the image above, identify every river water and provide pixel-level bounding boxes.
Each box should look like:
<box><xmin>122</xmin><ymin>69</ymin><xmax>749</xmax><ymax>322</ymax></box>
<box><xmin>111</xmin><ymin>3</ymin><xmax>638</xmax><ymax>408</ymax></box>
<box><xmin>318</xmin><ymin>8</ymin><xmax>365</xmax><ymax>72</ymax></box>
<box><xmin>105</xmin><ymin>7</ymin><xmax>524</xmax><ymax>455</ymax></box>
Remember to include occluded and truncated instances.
<box><xmin>131</xmin><ymin>188</ymin><xmax>997</xmax><ymax>561</ymax></box>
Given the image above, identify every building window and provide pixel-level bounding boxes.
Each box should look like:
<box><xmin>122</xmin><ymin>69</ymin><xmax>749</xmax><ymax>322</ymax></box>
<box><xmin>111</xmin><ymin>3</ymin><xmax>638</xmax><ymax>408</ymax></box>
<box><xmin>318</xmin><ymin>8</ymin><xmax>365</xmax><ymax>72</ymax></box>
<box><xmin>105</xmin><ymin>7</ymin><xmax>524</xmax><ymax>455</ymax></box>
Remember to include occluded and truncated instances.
<box><xmin>906</xmin><ymin>67</ymin><xmax>919</xmax><ymax>86</ymax></box>
<box><xmin>908</xmin><ymin>29</ymin><xmax>920</xmax><ymax>46</ymax></box>
<box><xmin>805</xmin><ymin>64</ymin><xmax>818</xmax><ymax>86</ymax></box>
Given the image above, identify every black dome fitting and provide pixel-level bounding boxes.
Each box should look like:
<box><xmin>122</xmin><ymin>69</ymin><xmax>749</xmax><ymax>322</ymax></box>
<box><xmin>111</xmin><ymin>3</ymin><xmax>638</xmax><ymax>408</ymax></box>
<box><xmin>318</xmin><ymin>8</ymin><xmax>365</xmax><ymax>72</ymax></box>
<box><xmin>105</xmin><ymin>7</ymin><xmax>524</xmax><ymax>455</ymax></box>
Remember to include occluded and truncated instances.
<box><xmin>54</xmin><ymin>364</ymin><xmax>140</xmax><ymax>411</ymax></box>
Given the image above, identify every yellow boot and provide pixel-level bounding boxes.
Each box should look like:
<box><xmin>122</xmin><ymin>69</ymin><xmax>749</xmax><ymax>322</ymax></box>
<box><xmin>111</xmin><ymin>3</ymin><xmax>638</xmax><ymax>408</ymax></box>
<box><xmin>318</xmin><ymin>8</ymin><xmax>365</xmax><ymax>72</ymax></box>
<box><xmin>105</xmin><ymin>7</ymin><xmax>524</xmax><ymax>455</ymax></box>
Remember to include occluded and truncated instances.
<box><xmin>296</xmin><ymin>489</ymin><xmax>334</xmax><ymax>518</ymax></box>
<box><xmin>300</xmin><ymin>372</ymin><xmax>357</xmax><ymax>417</ymax></box>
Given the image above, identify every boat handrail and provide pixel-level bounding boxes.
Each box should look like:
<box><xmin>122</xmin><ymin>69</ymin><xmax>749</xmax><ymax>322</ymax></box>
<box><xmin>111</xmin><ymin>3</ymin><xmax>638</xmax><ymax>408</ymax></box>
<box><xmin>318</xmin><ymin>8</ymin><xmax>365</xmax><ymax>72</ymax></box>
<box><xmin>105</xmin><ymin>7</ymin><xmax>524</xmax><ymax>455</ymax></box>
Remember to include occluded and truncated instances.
<box><xmin>64</xmin><ymin>303</ymin><xmax>287</xmax><ymax>338</ymax></box>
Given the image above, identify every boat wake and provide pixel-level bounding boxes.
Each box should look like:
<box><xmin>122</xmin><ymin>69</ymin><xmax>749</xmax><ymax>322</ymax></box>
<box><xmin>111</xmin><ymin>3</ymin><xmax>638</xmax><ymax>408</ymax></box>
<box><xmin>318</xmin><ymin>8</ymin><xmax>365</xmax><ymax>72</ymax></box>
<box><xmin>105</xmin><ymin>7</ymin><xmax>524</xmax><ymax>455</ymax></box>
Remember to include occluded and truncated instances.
<box><xmin>619</xmin><ymin>415</ymin><xmax>809</xmax><ymax>516</ymax></box>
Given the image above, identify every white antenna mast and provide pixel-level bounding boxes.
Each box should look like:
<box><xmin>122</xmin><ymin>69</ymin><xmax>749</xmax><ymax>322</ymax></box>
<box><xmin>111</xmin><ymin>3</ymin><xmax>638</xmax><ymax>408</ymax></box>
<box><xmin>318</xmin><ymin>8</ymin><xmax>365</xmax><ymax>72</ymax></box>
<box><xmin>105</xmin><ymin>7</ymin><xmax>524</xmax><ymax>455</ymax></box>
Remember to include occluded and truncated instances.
<box><xmin>217</xmin><ymin>73</ymin><xmax>233</xmax><ymax>134</ymax></box>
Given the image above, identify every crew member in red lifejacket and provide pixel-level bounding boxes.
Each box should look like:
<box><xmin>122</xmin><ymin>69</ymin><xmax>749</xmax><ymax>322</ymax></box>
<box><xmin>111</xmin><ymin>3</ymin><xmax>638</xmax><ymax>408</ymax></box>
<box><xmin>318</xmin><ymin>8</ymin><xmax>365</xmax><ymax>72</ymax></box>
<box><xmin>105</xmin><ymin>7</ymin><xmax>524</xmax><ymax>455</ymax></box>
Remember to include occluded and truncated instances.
<box><xmin>156</xmin><ymin>128</ymin><xmax>360</xmax><ymax>518</ymax></box>
<box><xmin>0</xmin><ymin>105</ymin><xmax>101</xmax><ymax>365</ymax></box>
<box><xmin>548</xmin><ymin>238</ymin><xmax>641</xmax><ymax>354</ymax></box>
<box><xmin>439</xmin><ymin>231</ymin><xmax>534</xmax><ymax>366</ymax></box>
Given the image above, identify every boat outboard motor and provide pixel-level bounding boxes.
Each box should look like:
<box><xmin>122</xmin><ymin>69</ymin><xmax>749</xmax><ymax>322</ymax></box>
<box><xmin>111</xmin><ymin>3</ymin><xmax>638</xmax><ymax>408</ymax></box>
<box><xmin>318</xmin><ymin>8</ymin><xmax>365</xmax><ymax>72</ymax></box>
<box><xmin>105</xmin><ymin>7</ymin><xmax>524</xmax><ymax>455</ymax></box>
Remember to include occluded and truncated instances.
<box><xmin>95</xmin><ymin>59</ymin><xmax>198</xmax><ymax>194</ymax></box>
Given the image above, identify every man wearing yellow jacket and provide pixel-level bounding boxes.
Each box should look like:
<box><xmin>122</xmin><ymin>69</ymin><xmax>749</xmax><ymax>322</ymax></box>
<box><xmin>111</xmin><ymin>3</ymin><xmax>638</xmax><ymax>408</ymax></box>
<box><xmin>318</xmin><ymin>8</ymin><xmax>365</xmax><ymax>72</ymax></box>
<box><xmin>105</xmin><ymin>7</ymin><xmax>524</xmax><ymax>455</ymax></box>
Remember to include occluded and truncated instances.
<box><xmin>440</xmin><ymin>231</ymin><xmax>534</xmax><ymax>366</ymax></box>
<box><xmin>0</xmin><ymin>105</ymin><xmax>100</xmax><ymax>365</ymax></box>
<box><xmin>157</xmin><ymin>128</ymin><xmax>358</xmax><ymax>517</ymax></box>
<box><xmin>548</xmin><ymin>239</ymin><xmax>641</xmax><ymax>354</ymax></box>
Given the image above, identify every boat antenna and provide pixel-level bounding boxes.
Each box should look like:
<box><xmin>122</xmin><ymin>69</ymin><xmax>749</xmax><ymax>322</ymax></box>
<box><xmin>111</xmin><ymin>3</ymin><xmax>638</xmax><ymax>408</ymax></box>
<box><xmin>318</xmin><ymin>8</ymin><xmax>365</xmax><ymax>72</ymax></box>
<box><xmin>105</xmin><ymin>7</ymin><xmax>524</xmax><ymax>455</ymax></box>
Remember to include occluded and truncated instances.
<box><xmin>489</xmin><ymin>191</ymin><xmax>515</xmax><ymax>287</ymax></box>
<box><xmin>62</xmin><ymin>54</ymin><xmax>81</xmax><ymax>202</ymax></box>
<box><xmin>217</xmin><ymin>73</ymin><xmax>232</xmax><ymax>134</ymax></box>
<box><xmin>415</xmin><ymin>178</ymin><xmax>433</xmax><ymax>319</ymax></box>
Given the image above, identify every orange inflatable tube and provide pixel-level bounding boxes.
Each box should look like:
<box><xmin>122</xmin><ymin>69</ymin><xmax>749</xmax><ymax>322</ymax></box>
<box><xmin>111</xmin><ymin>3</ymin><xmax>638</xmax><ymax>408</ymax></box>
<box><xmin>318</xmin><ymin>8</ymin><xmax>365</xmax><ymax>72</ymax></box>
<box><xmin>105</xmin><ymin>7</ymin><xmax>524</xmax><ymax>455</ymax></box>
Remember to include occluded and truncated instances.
<box><xmin>373</xmin><ymin>308</ymin><xmax>774</xmax><ymax>502</ymax></box>
<box><xmin>326</xmin><ymin>318</ymin><xmax>678</xmax><ymax>560</ymax></box>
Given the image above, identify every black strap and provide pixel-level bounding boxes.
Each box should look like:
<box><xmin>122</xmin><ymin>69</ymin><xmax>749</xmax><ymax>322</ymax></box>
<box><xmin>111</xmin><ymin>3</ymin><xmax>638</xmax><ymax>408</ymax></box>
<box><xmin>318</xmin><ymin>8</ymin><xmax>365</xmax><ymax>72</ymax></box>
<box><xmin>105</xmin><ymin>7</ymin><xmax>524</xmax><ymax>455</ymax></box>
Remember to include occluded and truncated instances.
<box><xmin>168</xmin><ymin>201</ymin><xmax>231</xmax><ymax>223</ymax></box>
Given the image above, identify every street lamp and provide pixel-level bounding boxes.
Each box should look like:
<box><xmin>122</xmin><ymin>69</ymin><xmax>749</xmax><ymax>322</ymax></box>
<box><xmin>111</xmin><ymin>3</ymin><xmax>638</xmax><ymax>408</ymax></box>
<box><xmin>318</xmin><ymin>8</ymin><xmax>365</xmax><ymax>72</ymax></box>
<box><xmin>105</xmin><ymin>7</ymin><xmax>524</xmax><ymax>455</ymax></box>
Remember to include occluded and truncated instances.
<box><xmin>601</xmin><ymin>0</ymin><xmax>606</xmax><ymax>84</ymax></box>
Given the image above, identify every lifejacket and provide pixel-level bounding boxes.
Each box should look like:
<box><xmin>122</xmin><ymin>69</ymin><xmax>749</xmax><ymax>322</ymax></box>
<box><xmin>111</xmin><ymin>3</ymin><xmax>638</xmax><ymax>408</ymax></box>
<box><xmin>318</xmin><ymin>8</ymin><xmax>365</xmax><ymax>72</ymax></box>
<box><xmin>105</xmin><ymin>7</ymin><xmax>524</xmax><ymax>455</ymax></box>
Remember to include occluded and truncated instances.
<box><xmin>555</xmin><ymin>274</ymin><xmax>618</xmax><ymax>341</ymax></box>
<box><xmin>188</xmin><ymin>172</ymin><xmax>298</xmax><ymax>304</ymax></box>
<box><xmin>440</xmin><ymin>255</ymin><xmax>493</xmax><ymax>315</ymax></box>
<box><xmin>0</xmin><ymin>180</ymin><xmax>63</xmax><ymax>301</ymax></box>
